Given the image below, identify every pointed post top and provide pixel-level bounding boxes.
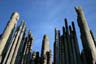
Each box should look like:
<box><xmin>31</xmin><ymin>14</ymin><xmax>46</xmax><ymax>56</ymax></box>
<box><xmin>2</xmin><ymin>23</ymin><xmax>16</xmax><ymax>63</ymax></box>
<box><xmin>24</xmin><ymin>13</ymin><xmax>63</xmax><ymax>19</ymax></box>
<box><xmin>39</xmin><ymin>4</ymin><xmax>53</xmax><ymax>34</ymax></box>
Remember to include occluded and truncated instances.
<box><xmin>10</xmin><ymin>12</ymin><xmax>19</xmax><ymax>21</ymax></box>
<box><xmin>72</xmin><ymin>21</ymin><xmax>76</xmax><ymax>32</ymax></box>
<box><xmin>20</xmin><ymin>20</ymin><xmax>25</xmax><ymax>26</ymax></box>
<box><xmin>64</xmin><ymin>18</ymin><xmax>69</xmax><ymax>34</ymax></box>
<box><xmin>28</xmin><ymin>30</ymin><xmax>34</xmax><ymax>40</ymax></box>
<box><xmin>21</xmin><ymin>20</ymin><xmax>25</xmax><ymax>24</ymax></box>
<box><xmin>69</xmin><ymin>25</ymin><xmax>72</xmax><ymax>32</ymax></box>
<box><xmin>55</xmin><ymin>27</ymin><xmax>58</xmax><ymax>31</ymax></box>
<box><xmin>75</xmin><ymin>6</ymin><xmax>85</xmax><ymax>17</ymax></box>
<box><xmin>62</xmin><ymin>26</ymin><xmax>65</xmax><ymax>35</ymax></box>
<box><xmin>43</xmin><ymin>34</ymin><xmax>49</xmax><ymax>40</ymax></box>
<box><xmin>65</xmin><ymin>18</ymin><xmax>68</xmax><ymax>26</ymax></box>
<box><xmin>75</xmin><ymin>6</ymin><xmax>82</xmax><ymax>13</ymax></box>
<box><xmin>55</xmin><ymin>27</ymin><xmax>58</xmax><ymax>35</ymax></box>
<box><xmin>64</xmin><ymin>18</ymin><xmax>68</xmax><ymax>30</ymax></box>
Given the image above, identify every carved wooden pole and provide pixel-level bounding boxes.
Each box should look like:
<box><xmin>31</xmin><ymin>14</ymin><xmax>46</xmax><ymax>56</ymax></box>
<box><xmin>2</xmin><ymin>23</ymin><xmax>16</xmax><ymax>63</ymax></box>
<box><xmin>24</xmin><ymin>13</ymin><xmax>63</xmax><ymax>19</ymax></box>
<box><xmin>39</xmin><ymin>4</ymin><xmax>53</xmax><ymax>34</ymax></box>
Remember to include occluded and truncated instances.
<box><xmin>41</xmin><ymin>34</ymin><xmax>50</xmax><ymax>64</ymax></box>
<box><xmin>65</xmin><ymin>18</ymin><xmax>72</xmax><ymax>64</ymax></box>
<box><xmin>72</xmin><ymin>22</ymin><xmax>81</xmax><ymax>64</ymax></box>
<box><xmin>54</xmin><ymin>28</ymin><xmax>59</xmax><ymax>64</ymax></box>
<box><xmin>11</xmin><ymin>21</ymin><xmax>26</xmax><ymax>64</ymax></box>
<box><xmin>5</xmin><ymin>21</ymin><xmax>24</xmax><ymax>64</ymax></box>
<box><xmin>75</xmin><ymin>6</ymin><xmax>96</xmax><ymax>64</ymax></box>
<box><xmin>0</xmin><ymin>12</ymin><xmax>19</xmax><ymax>63</ymax></box>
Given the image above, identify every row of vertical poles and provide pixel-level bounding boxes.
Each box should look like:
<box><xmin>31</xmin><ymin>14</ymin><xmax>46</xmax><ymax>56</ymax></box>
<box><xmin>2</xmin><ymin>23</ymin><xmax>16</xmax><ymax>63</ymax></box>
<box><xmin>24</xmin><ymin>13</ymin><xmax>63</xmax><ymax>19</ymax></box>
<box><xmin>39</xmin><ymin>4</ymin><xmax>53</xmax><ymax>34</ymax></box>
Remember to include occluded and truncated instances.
<box><xmin>2</xmin><ymin>21</ymin><xmax>26</xmax><ymax>64</ymax></box>
<box><xmin>54</xmin><ymin>6</ymin><xmax>96</xmax><ymax>64</ymax></box>
<box><xmin>21</xmin><ymin>30</ymin><xmax>33</xmax><ymax>64</ymax></box>
<box><xmin>54</xmin><ymin>18</ymin><xmax>81</xmax><ymax>64</ymax></box>
<box><xmin>11</xmin><ymin>21</ymin><xmax>26</xmax><ymax>64</ymax></box>
<box><xmin>0</xmin><ymin>12</ymin><xmax>19</xmax><ymax>63</ymax></box>
<box><xmin>0</xmin><ymin>12</ymin><xmax>34</xmax><ymax>64</ymax></box>
<box><xmin>63</xmin><ymin>19</ymin><xmax>81</xmax><ymax>64</ymax></box>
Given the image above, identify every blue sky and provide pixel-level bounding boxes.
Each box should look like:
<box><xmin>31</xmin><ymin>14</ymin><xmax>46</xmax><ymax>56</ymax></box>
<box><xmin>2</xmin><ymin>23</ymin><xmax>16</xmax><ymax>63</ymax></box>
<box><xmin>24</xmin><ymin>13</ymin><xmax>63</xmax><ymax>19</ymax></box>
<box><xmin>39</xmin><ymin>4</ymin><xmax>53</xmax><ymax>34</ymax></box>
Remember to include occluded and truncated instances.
<box><xmin>0</xmin><ymin>0</ymin><xmax>96</xmax><ymax>57</ymax></box>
